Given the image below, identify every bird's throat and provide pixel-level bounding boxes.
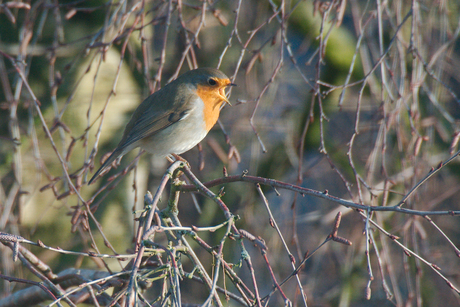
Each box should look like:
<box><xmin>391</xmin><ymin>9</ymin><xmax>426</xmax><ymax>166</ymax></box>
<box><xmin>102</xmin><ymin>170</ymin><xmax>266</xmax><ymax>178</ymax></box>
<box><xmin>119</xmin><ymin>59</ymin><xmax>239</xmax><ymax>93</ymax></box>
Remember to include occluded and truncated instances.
<box><xmin>196</xmin><ymin>85</ymin><xmax>224</xmax><ymax>131</ymax></box>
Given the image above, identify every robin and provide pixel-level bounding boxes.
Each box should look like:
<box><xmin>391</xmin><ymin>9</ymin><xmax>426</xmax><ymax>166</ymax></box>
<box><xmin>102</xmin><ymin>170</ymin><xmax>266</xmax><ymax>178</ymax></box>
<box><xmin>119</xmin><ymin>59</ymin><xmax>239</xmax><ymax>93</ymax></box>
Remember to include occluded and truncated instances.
<box><xmin>88</xmin><ymin>67</ymin><xmax>235</xmax><ymax>185</ymax></box>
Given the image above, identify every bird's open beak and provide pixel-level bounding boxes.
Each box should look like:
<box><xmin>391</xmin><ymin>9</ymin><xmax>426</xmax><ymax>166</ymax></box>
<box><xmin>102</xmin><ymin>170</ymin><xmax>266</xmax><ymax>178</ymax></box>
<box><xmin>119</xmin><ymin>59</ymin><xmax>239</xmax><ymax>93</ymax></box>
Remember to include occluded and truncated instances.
<box><xmin>219</xmin><ymin>82</ymin><xmax>236</xmax><ymax>106</ymax></box>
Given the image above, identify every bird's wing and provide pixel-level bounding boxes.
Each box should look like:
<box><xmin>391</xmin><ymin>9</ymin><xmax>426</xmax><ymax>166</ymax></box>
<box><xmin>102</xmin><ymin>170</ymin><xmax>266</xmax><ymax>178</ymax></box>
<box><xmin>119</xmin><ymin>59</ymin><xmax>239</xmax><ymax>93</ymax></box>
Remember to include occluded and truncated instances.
<box><xmin>89</xmin><ymin>83</ymin><xmax>195</xmax><ymax>185</ymax></box>
<box><xmin>116</xmin><ymin>88</ymin><xmax>195</xmax><ymax>151</ymax></box>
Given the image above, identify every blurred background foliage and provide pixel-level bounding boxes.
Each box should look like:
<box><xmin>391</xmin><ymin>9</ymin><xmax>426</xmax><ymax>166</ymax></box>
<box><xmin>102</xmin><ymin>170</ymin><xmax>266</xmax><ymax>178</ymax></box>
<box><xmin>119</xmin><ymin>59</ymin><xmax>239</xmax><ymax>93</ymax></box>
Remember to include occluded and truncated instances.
<box><xmin>1</xmin><ymin>0</ymin><xmax>460</xmax><ymax>306</ymax></box>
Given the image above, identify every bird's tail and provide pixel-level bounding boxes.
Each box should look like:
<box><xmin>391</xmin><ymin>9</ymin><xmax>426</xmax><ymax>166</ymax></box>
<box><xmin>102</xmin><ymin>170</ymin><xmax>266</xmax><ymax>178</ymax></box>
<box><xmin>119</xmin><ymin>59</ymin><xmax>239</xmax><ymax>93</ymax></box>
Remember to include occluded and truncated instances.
<box><xmin>88</xmin><ymin>150</ymin><xmax>123</xmax><ymax>185</ymax></box>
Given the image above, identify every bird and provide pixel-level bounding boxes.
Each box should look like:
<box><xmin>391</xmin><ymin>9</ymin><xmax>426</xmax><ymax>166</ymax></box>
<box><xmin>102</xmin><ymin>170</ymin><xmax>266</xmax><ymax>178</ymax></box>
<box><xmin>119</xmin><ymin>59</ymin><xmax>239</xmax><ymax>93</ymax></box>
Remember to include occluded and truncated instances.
<box><xmin>88</xmin><ymin>67</ymin><xmax>235</xmax><ymax>185</ymax></box>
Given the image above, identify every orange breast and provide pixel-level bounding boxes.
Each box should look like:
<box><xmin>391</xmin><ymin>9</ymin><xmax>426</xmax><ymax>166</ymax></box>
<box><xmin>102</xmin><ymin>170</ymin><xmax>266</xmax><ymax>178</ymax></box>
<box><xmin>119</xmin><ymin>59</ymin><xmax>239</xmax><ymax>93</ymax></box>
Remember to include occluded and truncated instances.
<box><xmin>196</xmin><ymin>85</ymin><xmax>223</xmax><ymax>131</ymax></box>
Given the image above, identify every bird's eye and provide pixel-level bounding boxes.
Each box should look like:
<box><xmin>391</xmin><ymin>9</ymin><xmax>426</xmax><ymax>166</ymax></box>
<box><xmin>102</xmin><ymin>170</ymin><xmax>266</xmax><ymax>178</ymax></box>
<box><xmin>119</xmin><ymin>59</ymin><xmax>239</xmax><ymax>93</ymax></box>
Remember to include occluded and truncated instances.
<box><xmin>207</xmin><ymin>78</ymin><xmax>217</xmax><ymax>86</ymax></box>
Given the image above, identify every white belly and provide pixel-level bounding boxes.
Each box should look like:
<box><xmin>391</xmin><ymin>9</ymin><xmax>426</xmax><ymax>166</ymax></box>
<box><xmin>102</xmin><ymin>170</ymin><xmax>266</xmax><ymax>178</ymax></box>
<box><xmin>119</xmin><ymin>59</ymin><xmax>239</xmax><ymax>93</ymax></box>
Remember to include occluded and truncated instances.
<box><xmin>140</xmin><ymin>100</ymin><xmax>208</xmax><ymax>156</ymax></box>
